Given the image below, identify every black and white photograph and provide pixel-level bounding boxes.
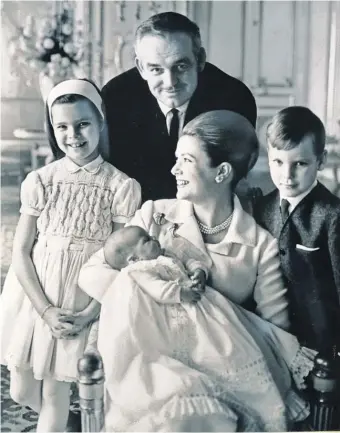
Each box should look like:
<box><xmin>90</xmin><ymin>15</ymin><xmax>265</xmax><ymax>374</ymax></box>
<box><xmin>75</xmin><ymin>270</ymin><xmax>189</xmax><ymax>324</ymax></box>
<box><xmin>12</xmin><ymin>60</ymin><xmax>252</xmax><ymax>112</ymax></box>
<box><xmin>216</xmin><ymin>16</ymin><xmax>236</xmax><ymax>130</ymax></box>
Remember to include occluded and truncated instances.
<box><xmin>1</xmin><ymin>1</ymin><xmax>340</xmax><ymax>432</ymax></box>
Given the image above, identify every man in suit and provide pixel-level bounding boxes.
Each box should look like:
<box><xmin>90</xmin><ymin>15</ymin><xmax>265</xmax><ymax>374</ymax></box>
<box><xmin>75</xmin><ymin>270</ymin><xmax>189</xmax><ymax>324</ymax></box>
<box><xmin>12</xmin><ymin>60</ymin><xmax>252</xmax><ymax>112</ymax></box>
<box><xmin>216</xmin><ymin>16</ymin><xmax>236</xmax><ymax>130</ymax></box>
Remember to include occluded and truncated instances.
<box><xmin>102</xmin><ymin>12</ymin><xmax>257</xmax><ymax>202</ymax></box>
<box><xmin>253</xmin><ymin>106</ymin><xmax>340</xmax><ymax>355</ymax></box>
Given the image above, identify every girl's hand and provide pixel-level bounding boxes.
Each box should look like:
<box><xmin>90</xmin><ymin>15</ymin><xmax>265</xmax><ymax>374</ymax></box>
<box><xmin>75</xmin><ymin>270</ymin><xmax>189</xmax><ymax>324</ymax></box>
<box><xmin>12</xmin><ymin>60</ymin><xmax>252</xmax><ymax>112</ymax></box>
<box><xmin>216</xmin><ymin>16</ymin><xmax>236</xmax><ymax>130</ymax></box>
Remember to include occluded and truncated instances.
<box><xmin>43</xmin><ymin>306</ymin><xmax>77</xmax><ymax>339</ymax></box>
<box><xmin>58</xmin><ymin>310</ymin><xmax>94</xmax><ymax>336</ymax></box>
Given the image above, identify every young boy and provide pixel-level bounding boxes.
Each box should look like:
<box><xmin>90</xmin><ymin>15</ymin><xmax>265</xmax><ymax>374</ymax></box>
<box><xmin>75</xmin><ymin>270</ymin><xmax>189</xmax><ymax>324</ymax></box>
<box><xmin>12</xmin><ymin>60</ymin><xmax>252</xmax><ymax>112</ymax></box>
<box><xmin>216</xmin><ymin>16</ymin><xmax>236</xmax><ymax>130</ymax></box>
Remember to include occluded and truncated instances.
<box><xmin>253</xmin><ymin>106</ymin><xmax>340</xmax><ymax>356</ymax></box>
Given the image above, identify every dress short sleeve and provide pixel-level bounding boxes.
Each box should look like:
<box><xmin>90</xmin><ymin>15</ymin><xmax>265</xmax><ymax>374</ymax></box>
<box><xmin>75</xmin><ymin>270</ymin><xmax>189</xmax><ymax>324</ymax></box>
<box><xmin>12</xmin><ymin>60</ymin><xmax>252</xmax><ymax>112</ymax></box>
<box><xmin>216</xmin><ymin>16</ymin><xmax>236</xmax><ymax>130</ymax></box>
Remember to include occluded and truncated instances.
<box><xmin>111</xmin><ymin>178</ymin><xmax>141</xmax><ymax>224</ymax></box>
<box><xmin>19</xmin><ymin>171</ymin><xmax>45</xmax><ymax>217</ymax></box>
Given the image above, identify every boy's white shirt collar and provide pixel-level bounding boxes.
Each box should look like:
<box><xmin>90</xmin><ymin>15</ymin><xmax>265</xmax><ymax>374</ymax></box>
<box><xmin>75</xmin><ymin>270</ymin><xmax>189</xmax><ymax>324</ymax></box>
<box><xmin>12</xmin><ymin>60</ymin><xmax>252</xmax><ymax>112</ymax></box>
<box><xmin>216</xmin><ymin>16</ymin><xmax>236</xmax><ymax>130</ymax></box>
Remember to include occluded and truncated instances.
<box><xmin>64</xmin><ymin>154</ymin><xmax>104</xmax><ymax>174</ymax></box>
<box><xmin>280</xmin><ymin>180</ymin><xmax>318</xmax><ymax>213</ymax></box>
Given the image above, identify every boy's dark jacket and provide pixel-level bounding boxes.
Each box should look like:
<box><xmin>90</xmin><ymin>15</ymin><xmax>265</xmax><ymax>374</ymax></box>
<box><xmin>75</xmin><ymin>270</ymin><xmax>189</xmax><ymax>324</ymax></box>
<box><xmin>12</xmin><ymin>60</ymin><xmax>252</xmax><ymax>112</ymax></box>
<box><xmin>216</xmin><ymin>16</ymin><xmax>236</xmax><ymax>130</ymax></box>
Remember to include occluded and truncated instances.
<box><xmin>253</xmin><ymin>182</ymin><xmax>340</xmax><ymax>353</ymax></box>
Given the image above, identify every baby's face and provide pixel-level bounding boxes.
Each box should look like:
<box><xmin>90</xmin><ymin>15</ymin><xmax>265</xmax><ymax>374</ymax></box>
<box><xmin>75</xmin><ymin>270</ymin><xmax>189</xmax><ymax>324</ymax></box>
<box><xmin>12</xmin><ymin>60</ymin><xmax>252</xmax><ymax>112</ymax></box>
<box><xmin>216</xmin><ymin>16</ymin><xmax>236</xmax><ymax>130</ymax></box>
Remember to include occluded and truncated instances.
<box><xmin>130</xmin><ymin>228</ymin><xmax>163</xmax><ymax>261</ymax></box>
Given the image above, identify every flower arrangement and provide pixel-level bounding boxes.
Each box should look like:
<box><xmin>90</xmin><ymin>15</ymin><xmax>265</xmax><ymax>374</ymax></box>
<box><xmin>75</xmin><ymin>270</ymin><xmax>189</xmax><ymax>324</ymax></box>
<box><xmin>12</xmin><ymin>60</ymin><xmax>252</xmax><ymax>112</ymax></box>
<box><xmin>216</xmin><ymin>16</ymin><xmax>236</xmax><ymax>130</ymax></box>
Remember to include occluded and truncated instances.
<box><xmin>9</xmin><ymin>4</ymin><xmax>87</xmax><ymax>81</ymax></box>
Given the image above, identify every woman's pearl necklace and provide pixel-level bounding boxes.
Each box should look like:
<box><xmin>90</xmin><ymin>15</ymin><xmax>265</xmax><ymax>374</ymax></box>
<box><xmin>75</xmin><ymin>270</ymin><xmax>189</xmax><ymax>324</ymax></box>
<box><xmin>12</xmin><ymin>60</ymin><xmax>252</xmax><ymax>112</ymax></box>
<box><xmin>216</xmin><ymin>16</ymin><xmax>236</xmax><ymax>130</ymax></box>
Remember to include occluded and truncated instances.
<box><xmin>197</xmin><ymin>212</ymin><xmax>234</xmax><ymax>235</ymax></box>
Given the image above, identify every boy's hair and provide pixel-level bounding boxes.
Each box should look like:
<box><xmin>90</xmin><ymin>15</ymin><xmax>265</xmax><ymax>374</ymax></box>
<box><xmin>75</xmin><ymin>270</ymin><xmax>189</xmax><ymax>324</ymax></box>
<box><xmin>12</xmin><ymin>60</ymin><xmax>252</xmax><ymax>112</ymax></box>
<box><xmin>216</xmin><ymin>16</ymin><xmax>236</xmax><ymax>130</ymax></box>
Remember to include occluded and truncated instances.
<box><xmin>45</xmin><ymin>78</ymin><xmax>105</xmax><ymax>160</ymax></box>
<box><xmin>266</xmin><ymin>106</ymin><xmax>326</xmax><ymax>156</ymax></box>
<box><xmin>182</xmin><ymin>110</ymin><xmax>259</xmax><ymax>188</ymax></box>
<box><xmin>135</xmin><ymin>12</ymin><xmax>202</xmax><ymax>59</ymax></box>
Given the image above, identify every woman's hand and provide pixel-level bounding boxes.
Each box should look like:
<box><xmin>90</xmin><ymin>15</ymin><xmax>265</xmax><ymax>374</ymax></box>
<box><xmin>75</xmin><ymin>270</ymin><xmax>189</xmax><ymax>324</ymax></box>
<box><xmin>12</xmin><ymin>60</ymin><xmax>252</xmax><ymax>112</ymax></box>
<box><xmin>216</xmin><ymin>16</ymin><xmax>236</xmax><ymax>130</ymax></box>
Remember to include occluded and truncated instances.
<box><xmin>180</xmin><ymin>273</ymin><xmax>205</xmax><ymax>304</ymax></box>
<box><xmin>180</xmin><ymin>284</ymin><xmax>202</xmax><ymax>303</ymax></box>
<box><xmin>190</xmin><ymin>269</ymin><xmax>206</xmax><ymax>293</ymax></box>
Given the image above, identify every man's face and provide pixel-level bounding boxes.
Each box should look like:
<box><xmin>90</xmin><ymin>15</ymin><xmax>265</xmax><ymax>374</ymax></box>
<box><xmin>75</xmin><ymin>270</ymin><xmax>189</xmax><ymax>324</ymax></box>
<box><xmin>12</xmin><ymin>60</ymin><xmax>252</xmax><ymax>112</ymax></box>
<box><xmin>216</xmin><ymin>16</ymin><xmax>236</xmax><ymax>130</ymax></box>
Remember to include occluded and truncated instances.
<box><xmin>135</xmin><ymin>32</ymin><xmax>203</xmax><ymax>108</ymax></box>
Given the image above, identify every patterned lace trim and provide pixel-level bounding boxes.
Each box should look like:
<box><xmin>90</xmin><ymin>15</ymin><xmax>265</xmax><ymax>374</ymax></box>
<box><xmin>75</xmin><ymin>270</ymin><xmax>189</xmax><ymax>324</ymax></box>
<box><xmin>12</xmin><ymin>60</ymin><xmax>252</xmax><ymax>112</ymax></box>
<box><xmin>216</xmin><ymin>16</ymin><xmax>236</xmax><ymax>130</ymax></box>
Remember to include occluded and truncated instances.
<box><xmin>290</xmin><ymin>345</ymin><xmax>317</xmax><ymax>389</ymax></box>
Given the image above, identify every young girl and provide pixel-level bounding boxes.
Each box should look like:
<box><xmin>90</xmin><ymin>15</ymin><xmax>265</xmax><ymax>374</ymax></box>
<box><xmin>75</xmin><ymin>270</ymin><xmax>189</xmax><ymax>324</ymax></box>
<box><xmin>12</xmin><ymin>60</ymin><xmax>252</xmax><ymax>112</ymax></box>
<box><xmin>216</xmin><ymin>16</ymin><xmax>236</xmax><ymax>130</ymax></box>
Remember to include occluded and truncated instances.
<box><xmin>0</xmin><ymin>79</ymin><xmax>141</xmax><ymax>432</ymax></box>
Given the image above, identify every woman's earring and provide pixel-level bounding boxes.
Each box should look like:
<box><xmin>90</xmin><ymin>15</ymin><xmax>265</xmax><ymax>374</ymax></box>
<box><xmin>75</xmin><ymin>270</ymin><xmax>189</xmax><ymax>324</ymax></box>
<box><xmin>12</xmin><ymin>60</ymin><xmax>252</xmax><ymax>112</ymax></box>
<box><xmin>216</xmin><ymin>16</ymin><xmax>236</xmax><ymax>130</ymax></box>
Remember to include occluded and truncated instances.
<box><xmin>215</xmin><ymin>175</ymin><xmax>223</xmax><ymax>184</ymax></box>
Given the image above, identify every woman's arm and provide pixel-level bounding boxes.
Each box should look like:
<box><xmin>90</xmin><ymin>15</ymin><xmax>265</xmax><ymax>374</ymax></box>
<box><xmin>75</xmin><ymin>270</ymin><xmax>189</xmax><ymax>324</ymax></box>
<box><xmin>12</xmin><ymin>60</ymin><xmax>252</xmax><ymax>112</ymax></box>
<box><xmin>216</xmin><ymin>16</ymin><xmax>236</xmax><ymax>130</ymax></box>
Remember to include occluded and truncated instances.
<box><xmin>253</xmin><ymin>236</ymin><xmax>290</xmax><ymax>330</ymax></box>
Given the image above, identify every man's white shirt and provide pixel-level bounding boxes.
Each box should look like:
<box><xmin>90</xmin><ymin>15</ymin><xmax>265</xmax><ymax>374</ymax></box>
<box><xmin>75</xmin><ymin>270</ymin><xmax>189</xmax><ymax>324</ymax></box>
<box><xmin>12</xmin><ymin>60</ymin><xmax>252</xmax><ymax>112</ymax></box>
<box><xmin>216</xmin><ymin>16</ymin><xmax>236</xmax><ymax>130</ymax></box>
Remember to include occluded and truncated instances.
<box><xmin>157</xmin><ymin>100</ymin><xmax>190</xmax><ymax>135</ymax></box>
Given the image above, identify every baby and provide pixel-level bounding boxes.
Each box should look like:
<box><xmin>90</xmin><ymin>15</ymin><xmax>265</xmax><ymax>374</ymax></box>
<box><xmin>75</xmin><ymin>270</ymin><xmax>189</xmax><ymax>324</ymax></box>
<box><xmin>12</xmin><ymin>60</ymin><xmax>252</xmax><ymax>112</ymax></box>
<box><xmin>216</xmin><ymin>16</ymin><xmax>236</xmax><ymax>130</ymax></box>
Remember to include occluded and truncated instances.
<box><xmin>85</xmin><ymin>225</ymin><xmax>209</xmax><ymax>351</ymax></box>
<box><xmin>103</xmin><ymin>225</ymin><xmax>208</xmax><ymax>304</ymax></box>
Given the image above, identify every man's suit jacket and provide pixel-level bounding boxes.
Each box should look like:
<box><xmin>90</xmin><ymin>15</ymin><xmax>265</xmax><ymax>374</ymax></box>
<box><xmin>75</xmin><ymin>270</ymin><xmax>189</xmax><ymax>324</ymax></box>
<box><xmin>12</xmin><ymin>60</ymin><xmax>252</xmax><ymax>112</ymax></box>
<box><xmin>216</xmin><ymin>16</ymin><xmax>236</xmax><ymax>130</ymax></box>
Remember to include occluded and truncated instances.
<box><xmin>253</xmin><ymin>183</ymin><xmax>340</xmax><ymax>352</ymax></box>
<box><xmin>101</xmin><ymin>63</ymin><xmax>257</xmax><ymax>202</ymax></box>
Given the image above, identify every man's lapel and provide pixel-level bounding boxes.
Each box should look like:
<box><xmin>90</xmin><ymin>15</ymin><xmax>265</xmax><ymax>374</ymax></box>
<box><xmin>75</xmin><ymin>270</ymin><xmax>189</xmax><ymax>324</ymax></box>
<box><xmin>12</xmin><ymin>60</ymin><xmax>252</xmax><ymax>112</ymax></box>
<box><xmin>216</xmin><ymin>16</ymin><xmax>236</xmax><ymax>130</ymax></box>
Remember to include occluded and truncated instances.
<box><xmin>184</xmin><ymin>88</ymin><xmax>204</xmax><ymax>126</ymax></box>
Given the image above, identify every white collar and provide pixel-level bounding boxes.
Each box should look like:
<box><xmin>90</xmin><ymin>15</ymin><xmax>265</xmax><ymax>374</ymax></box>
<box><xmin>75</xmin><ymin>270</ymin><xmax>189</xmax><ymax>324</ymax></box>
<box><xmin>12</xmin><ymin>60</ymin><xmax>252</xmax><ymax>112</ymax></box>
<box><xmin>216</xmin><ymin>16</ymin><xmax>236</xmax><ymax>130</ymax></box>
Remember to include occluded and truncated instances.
<box><xmin>157</xmin><ymin>99</ymin><xmax>190</xmax><ymax>117</ymax></box>
<box><xmin>280</xmin><ymin>180</ymin><xmax>318</xmax><ymax>212</ymax></box>
<box><xmin>64</xmin><ymin>155</ymin><xmax>104</xmax><ymax>174</ymax></box>
<box><xmin>163</xmin><ymin>195</ymin><xmax>257</xmax><ymax>249</ymax></box>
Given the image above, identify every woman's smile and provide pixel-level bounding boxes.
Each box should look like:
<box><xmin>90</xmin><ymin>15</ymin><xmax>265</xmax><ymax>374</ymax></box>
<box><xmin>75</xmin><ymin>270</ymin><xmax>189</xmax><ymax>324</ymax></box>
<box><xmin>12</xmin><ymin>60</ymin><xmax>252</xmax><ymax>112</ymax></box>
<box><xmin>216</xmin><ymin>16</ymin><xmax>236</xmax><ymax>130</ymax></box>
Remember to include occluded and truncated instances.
<box><xmin>172</xmin><ymin>135</ymin><xmax>218</xmax><ymax>201</ymax></box>
<box><xmin>176</xmin><ymin>179</ymin><xmax>189</xmax><ymax>187</ymax></box>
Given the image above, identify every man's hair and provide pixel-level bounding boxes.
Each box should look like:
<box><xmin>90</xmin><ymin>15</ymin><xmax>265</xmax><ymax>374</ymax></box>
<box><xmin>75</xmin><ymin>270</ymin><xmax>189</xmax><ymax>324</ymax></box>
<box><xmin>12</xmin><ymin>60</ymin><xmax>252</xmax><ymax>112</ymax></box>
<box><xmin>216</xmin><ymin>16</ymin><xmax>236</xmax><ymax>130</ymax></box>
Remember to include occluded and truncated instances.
<box><xmin>135</xmin><ymin>12</ymin><xmax>202</xmax><ymax>58</ymax></box>
<box><xmin>266</xmin><ymin>106</ymin><xmax>326</xmax><ymax>156</ymax></box>
<box><xmin>45</xmin><ymin>78</ymin><xmax>104</xmax><ymax>160</ymax></box>
<box><xmin>182</xmin><ymin>110</ymin><xmax>259</xmax><ymax>188</ymax></box>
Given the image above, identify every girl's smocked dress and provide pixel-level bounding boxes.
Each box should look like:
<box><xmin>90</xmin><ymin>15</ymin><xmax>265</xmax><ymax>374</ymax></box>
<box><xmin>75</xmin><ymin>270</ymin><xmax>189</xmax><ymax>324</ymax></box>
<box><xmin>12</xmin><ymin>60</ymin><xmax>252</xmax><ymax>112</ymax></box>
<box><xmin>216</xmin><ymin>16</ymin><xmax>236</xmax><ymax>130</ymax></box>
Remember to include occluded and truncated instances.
<box><xmin>0</xmin><ymin>155</ymin><xmax>141</xmax><ymax>382</ymax></box>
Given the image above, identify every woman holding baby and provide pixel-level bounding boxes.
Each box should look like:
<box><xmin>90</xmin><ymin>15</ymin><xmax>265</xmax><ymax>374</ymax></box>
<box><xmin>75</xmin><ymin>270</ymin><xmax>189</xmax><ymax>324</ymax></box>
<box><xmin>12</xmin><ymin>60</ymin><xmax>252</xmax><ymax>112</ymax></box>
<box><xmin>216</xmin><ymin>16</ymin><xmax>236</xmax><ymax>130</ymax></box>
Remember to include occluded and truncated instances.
<box><xmin>79</xmin><ymin>110</ymin><xmax>314</xmax><ymax>432</ymax></box>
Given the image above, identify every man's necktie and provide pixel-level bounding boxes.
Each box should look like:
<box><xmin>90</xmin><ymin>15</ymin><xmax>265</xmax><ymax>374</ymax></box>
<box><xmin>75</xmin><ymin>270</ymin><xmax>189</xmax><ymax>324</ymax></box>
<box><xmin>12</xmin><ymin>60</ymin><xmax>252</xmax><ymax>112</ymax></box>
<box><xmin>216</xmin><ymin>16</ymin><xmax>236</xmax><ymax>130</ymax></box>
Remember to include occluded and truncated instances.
<box><xmin>280</xmin><ymin>198</ymin><xmax>290</xmax><ymax>222</ymax></box>
<box><xmin>169</xmin><ymin>108</ymin><xmax>179</xmax><ymax>151</ymax></box>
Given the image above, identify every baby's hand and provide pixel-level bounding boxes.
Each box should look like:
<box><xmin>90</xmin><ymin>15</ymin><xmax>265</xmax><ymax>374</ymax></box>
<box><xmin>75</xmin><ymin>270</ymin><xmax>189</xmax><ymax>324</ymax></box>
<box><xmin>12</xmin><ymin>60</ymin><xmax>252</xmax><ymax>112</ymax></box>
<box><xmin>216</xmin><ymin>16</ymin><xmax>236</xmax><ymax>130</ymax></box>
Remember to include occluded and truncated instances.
<box><xmin>190</xmin><ymin>269</ymin><xmax>206</xmax><ymax>293</ymax></box>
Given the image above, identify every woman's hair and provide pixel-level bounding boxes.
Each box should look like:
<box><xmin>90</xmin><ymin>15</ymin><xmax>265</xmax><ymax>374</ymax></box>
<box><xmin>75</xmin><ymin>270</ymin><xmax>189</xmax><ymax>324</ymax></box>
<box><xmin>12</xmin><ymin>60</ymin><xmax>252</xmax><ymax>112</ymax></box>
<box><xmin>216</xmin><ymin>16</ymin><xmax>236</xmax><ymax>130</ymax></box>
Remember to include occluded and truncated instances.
<box><xmin>266</xmin><ymin>106</ymin><xmax>326</xmax><ymax>156</ymax></box>
<box><xmin>181</xmin><ymin>110</ymin><xmax>259</xmax><ymax>187</ymax></box>
<box><xmin>45</xmin><ymin>78</ymin><xmax>105</xmax><ymax>160</ymax></box>
<box><xmin>135</xmin><ymin>12</ymin><xmax>202</xmax><ymax>60</ymax></box>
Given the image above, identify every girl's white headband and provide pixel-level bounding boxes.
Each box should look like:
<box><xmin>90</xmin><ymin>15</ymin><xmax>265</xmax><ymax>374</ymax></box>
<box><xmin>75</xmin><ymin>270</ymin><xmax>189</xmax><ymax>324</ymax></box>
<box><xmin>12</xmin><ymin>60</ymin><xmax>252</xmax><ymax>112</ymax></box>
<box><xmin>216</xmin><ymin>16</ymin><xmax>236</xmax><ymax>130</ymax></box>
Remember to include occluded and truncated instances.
<box><xmin>47</xmin><ymin>80</ymin><xmax>104</xmax><ymax>122</ymax></box>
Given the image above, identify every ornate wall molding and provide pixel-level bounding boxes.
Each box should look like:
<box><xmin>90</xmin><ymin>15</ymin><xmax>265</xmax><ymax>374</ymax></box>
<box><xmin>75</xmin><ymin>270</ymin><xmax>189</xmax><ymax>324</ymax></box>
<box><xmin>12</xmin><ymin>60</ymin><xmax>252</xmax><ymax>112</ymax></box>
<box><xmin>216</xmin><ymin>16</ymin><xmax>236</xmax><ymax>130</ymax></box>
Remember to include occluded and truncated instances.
<box><xmin>74</xmin><ymin>1</ymin><xmax>190</xmax><ymax>88</ymax></box>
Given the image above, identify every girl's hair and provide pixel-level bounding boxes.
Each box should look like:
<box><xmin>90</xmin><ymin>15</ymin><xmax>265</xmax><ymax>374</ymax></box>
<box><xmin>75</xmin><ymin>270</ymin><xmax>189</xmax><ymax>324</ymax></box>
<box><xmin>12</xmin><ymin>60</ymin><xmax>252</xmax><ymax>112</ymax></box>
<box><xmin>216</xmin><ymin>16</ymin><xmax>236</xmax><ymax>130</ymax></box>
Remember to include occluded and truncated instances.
<box><xmin>266</xmin><ymin>106</ymin><xmax>326</xmax><ymax>156</ymax></box>
<box><xmin>181</xmin><ymin>110</ymin><xmax>259</xmax><ymax>188</ymax></box>
<box><xmin>45</xmin><ymin>78</ymin><xmax>105</xmax><ymax>160</ymax></box>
